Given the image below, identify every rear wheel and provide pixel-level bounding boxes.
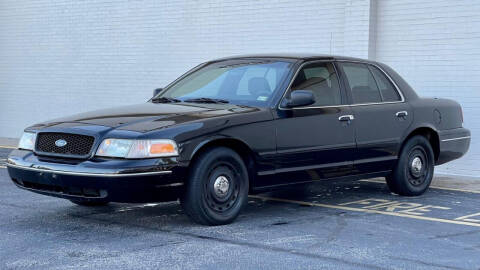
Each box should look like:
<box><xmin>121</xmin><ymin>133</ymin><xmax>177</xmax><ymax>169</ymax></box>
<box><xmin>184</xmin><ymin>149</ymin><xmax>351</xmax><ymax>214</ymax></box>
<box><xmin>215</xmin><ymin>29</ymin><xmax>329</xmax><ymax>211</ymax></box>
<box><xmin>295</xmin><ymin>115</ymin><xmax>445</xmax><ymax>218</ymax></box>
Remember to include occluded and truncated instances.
<box><xmin>181</xmin><ymin>147</ymin><xmax>249</xmax><ymax>225</ymax></box>
<box><xmin>70</xmin><ymin>200</ymin><xmax>109</xmax><ymax>207</ymax></box>
<box><xmin>386</xmin><ymin>135</ymin><xmax>434</xmax><ymax>196</ymax></box>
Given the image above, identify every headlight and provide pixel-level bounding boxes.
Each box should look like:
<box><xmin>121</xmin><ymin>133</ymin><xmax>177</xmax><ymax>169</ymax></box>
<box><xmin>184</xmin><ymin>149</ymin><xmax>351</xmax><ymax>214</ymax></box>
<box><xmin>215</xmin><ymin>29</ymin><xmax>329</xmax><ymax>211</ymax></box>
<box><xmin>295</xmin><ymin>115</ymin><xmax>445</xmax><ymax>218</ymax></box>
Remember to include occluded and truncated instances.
<box><xmin>96</xmin><ymin>139</ymin><xmax>178</xmax><ymax>158</ymax></box>
<box><xmin>96</xmin><ymin>139</ymin><xmax>133</xmax><ymax>158</ymax></box>
<box><xmin>18</xmin><ymin>132</ymin><xmax>37</xmax><ymax>150</ymax></box>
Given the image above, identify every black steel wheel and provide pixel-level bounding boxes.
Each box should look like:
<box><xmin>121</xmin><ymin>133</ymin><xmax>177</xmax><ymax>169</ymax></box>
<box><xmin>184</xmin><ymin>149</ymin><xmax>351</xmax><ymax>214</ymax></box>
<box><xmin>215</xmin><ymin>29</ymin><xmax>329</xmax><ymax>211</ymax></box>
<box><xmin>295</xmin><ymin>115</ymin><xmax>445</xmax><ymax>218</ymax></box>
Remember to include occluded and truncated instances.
<box><xmin>386</xmin><ymin>135</ymin><xmax>434</xmax><ymax>196</ymax></box>
<box><xmin>181</xmin><ymin>147</ymin><xmax>249</xmax><ymax>225</ymax></box>
<box><xmin>406</xmin><ymin>146</ymin><xmax>429</xmax><ymax>186</ymax></box>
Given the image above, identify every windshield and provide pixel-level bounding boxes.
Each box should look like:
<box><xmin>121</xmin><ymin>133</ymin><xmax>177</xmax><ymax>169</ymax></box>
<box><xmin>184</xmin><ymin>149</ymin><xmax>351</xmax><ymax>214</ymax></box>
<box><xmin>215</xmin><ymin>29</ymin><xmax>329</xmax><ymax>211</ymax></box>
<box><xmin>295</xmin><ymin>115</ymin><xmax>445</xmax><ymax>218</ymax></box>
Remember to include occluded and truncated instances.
<box><xmin>155</xmin><ymin>59</ymin><xmax>292</xmax><ymax>106</ymax></box>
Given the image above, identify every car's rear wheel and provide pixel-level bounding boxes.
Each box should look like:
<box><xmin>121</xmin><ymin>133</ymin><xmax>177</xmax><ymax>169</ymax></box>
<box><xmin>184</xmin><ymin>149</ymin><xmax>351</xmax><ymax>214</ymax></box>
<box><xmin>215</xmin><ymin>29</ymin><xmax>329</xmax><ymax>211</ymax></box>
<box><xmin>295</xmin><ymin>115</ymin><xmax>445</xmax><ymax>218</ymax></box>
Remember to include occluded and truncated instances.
<box><xmin>181</xmin><ymin>147</ymin><xmax>249</xmax><ymax>225</ymax></box>
<box><xmin>70</xmin><ymin>199</ymin><xmax>109</xmax><ymax>207</ymax></box>
<box><xmin>386</xmin><ymin>135</ymin><xmax>434</xmax><ymax>196</ymax></box>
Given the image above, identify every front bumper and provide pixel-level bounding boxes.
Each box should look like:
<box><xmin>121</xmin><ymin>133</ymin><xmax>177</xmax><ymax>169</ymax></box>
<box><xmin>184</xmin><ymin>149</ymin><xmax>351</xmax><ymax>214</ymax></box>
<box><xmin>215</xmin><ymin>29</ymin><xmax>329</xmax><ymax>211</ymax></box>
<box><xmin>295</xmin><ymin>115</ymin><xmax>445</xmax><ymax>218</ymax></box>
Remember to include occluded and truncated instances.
<box><xmin>6</xmin><ymin>149</ymin><xmax>188</xmax><ymax>203</ymax></box>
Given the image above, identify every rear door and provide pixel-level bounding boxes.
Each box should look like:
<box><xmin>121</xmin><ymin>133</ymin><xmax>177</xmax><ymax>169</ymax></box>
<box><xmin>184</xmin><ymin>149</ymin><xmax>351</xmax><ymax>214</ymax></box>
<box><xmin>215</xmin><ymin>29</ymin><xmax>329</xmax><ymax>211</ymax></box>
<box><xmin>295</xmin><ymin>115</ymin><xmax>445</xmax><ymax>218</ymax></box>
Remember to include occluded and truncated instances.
<box><xmin>268</xmin><ymin>61</ymin><xmax>356</xmax><ymax>186</ymax></box>
<box><xmin>337</xmin><ymin>62</ymin><xmax>413</xmax><ymax>174</ymax></box>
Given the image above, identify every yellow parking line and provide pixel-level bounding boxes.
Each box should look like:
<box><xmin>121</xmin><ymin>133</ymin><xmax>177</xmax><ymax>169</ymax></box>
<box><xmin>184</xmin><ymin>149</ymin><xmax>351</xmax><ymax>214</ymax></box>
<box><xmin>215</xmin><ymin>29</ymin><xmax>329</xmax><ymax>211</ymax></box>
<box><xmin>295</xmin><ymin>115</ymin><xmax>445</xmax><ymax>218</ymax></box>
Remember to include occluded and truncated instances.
<box><xmin>0</xmin><ymin>166</ymin><xmax>6</xmax><ymax>169</ymax></box>
<box><xmin>0</xmin><ymin>145</ymin><xmax>16</xmax><ymax>149</ymax></box>
<box><xmin>422</xmin><ymin>185</ymin><xmax>480</xmax><ymax>194</ymax></box>
<box><xmin>249</xmin><ymin>195</ymin><xmax>480</xmax><ymax>228</ymax></box>
<box><xmin>360</xmin><ymin>179</ymin><xmax>480</xmax><ymax>194</ymax></box>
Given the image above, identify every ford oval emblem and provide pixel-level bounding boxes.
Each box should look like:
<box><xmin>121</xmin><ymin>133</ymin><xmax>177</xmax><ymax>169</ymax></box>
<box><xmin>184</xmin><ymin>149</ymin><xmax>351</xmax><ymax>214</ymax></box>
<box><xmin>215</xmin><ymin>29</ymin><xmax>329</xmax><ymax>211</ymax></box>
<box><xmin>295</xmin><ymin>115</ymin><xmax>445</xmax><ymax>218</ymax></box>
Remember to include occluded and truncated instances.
<box><xmin>55</xmin><ymin>139</ymin><xmax>67</xmax><ymax>147</ymax></box>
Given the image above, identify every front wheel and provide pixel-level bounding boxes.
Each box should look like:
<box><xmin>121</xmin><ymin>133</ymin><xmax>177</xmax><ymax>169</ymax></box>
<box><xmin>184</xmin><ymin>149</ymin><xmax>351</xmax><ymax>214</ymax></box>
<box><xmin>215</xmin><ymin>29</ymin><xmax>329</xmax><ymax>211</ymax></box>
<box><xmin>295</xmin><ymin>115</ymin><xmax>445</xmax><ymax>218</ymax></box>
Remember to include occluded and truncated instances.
<box><xmin>386</xmin><ymin>135</ymin><xmax>435</xmax><ymax>196</ymax></box>
<box><xmin>181</xmin><ymin>147</ymin><xmax>249</xmax><ymax>225</ymax></box>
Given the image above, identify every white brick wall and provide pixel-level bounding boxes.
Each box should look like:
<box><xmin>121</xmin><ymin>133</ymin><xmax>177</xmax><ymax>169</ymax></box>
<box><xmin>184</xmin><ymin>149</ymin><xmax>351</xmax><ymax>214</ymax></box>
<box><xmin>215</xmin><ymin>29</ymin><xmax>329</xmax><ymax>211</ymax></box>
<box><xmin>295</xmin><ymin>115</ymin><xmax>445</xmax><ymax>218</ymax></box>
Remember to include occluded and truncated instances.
<box><xmin>343</xmin><ymin>0</ymin><xmax>375</xmax><ymax>59</ymax></box>
<box><xmin>375</xmin><ymin>0</ymin><xmax>480</xmax><ymax>176</ymax></box>
<box><xmin>0</xmin><ymin>0</ymin><xmax>478</xmax><ymax>176</ymax></box>
<box><xmin>0</xmin><ymin>0</ymin><xmax>363</xmax><ymax>138</ymax></box>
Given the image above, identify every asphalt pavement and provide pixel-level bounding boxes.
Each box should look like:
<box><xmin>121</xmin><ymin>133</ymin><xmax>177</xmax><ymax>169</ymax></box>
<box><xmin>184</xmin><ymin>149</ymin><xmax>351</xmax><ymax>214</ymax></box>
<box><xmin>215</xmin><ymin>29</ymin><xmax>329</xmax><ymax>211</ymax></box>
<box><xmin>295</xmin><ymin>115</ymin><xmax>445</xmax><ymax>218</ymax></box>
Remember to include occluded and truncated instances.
<box><xmin>1</xmin><ymin>148</ymin><xmax>480</xmax><ymax>270</ymax></box>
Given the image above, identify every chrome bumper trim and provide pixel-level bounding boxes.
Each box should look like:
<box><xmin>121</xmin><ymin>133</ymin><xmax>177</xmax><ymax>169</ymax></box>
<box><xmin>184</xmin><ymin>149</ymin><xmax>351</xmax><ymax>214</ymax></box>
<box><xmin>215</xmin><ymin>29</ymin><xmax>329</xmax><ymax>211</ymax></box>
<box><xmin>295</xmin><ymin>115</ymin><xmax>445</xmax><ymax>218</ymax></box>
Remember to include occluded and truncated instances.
<box><xmin>155</xmin><ymin>182</ymin><xmax>184</xmax><ymax>187</ymax></box>
<box><xmin>6</xmin><ymin>163</ymin><xmax>172</xmax><ymax>177</ymax></box>
<box><xmin>441</xmin><ymin>136</ymin><xmax>471</xmax><ymax>142</ymax></box>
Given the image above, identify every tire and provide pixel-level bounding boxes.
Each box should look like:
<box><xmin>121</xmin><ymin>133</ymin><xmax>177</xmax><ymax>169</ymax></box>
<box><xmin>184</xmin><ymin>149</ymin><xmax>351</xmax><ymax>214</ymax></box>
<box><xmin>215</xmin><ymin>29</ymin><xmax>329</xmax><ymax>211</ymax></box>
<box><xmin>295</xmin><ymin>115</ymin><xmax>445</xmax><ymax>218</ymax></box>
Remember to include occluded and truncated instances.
<box><xmin>70</xmin><ymin>200</ymin><xmax>109</xmax><ymax>207</ymax></box>
<box><xmin>181</xmin><ymin>147</ymin><xmax>249</xmax><ymax>225</ymax></box>
<box><xmin>384</xmin><ymin>174</ymin><xmax>399</xmax><ymax>194</ymax></box>
<box><xmin>386</xmin><ymin>135</ymin><xmax>435</xmax><ymax>196</ymax></box>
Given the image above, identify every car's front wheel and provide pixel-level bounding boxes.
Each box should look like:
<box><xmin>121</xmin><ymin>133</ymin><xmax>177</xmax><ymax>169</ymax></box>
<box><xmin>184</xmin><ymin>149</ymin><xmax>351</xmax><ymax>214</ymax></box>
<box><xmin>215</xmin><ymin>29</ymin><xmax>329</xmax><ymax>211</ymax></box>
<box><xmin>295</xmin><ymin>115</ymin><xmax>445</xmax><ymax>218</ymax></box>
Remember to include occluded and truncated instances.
<box><xmin>181</xmin><ymin>147</ymin><xmax>249</xmax><ymax>225</ymax></box>
<box><xmin>386</xmin><ymin>135</ymin><xmax>435</xmax><ymax>196</ymax></box>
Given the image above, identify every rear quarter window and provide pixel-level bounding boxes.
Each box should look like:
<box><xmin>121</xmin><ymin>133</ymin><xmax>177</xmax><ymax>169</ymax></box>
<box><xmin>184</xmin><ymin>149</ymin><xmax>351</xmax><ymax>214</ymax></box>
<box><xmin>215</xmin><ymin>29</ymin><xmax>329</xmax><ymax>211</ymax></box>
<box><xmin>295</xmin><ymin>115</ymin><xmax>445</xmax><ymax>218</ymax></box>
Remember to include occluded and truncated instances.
<box><xmin>369</xmin><ymin>66</ymin><xmax>401</xmax><ymax>102</ymax></box>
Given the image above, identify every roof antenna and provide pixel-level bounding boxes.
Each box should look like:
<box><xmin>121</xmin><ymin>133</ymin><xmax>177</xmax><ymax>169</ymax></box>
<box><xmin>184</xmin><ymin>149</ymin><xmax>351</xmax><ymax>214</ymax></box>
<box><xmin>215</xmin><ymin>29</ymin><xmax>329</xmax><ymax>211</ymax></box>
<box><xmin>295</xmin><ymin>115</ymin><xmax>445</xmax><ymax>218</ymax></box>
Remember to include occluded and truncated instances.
<box><xmin>329</xmin><ymin>32</ymin><xmax>333</xmax><ymax>54</ymax></box>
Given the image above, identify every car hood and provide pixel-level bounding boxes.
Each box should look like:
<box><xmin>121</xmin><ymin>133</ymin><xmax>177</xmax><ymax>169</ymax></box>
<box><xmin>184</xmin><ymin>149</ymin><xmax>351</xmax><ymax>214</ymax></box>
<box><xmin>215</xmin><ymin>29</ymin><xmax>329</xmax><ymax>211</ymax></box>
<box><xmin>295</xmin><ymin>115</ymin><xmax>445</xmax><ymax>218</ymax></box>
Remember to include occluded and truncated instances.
<box><xmin>30</xmin><ymin>102</ymin><xmax>262</xmax><ymax>133</ymax></box>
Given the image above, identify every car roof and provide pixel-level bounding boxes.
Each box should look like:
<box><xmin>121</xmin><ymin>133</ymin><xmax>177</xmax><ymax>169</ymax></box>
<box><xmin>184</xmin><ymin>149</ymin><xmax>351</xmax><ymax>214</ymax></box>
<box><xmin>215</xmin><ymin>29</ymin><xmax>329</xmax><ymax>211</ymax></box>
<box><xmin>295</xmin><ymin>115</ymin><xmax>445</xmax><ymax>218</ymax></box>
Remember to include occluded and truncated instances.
<box><xmin>211</xmin><ymin>53</ymin><xmax>370</xmax><ymax>63</ymax></box>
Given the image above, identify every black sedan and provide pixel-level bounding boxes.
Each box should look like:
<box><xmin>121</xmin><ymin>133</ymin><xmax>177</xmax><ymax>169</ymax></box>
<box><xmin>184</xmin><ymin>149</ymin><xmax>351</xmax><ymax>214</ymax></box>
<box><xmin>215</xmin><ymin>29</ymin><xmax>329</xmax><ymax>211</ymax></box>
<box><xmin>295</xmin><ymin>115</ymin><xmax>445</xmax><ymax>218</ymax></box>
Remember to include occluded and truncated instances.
<box><xmin>7</xmin><ymin>54</ymin><xmax>470</xmax><ymax>225</ymax></box>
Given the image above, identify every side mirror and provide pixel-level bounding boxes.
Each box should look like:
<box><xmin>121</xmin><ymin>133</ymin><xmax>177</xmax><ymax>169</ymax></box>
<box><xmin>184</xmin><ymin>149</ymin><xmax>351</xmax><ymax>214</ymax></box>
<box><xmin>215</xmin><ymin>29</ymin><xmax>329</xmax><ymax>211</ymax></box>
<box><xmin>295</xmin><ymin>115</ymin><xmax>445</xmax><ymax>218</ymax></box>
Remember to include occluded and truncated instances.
<box><xmin>153</xmin><ymin>88</ymin><xmax>163</xmax><ymax>98</ymax></box>
<box><xmin>282</xmin><ymin>90</ymin><xmax>315</xmax><ymax>108</ymax></box>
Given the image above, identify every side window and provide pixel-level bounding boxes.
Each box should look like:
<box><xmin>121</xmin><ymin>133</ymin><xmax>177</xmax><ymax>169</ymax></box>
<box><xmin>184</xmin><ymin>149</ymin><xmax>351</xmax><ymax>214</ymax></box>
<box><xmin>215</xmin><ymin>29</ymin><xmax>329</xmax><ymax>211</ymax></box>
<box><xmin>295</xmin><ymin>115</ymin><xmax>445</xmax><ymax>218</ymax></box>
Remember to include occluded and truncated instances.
<box><xmin>369</xmin><ymin>66</ymin><xmax>401</xmax><ymax>102</ymax></box>
<box><xmin>290</xmin><ymin>62</ymin><xmax>342</xmax><ymax>106</ymax></box>
<box><xmin>340</xmin><ymin>62</ymin><xmax>381</xmax><ymax>104</ymax></box>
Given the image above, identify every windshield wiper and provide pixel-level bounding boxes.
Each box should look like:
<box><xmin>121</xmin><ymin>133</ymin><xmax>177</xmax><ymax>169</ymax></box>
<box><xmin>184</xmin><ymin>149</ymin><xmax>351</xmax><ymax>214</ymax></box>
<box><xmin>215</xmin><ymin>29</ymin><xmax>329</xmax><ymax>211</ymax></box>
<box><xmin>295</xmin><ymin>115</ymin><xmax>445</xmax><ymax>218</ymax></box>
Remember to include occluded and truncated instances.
<box><xmin>183</xmin><ymin>97</ymin><xmax>229</xmax><ymax>104</ymax></box>
<box><xmin>151</xmin><ymin>97</ymin><xmax>182</xmax><ymax>103</ymax></box>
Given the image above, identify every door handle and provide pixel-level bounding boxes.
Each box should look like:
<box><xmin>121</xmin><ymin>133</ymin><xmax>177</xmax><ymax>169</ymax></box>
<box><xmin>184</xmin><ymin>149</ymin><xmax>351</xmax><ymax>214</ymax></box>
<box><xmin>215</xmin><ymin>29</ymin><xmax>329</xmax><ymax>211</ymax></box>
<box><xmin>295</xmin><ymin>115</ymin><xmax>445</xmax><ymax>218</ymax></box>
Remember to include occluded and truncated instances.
<box><xmin>396</xmin><ymin>111</ymin><xmax>408</xmax><ymax>118</ymax></box>
<box><xmin>339</xmin><ymin>115</ymin><xmax>355</xmax><ymax>122</ymax></box>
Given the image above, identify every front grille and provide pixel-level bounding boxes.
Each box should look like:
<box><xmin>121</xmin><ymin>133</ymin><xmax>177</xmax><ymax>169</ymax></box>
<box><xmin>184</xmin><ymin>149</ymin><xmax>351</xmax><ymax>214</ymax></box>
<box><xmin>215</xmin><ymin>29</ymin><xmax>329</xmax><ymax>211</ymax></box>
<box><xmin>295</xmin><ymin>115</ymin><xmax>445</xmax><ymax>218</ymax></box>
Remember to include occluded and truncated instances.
<box><xmin>35</xmin><ymin>132</ymin><xmax>95</xmax><ymax>158</ymax></box>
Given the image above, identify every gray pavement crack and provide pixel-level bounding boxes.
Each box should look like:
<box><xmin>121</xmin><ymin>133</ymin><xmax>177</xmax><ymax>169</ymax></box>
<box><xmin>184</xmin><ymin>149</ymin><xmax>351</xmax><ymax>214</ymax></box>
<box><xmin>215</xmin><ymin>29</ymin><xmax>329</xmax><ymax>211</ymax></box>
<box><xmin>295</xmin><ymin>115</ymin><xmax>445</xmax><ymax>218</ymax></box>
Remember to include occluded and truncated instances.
<box><xmin>430</xmin><ymin>229</ymin><xmax>480</xmax><ymax>239</ymax></box>
<box><xmin>388</xmin><ymin>256</ymin><xmax>471</xmax><ymax>270</ymax></box>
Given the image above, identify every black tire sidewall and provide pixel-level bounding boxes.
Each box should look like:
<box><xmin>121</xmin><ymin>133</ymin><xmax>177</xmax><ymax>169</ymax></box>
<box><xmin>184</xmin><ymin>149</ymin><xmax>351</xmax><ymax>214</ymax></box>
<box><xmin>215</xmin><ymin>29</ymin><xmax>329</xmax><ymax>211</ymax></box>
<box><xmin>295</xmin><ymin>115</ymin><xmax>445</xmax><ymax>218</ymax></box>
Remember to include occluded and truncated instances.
<box><xmin>183</xmin><ymin>147</ymin><xmax>249</xmax><ymax>225</ymax></box>
<box><xmin>394</xmin><ymin>135</ymin><xmax>435</xmax><ymax>196</ymax></box>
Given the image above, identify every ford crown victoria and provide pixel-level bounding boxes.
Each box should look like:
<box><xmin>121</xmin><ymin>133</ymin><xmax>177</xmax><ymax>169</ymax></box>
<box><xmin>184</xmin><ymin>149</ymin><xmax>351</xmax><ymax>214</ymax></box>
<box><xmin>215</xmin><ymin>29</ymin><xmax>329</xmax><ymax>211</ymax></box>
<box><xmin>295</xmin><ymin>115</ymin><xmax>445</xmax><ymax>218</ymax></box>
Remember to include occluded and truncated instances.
<box><xmin>7</xmin><ymin>54</ymin><xmax>470</xmax><ymax>225</ymax></box>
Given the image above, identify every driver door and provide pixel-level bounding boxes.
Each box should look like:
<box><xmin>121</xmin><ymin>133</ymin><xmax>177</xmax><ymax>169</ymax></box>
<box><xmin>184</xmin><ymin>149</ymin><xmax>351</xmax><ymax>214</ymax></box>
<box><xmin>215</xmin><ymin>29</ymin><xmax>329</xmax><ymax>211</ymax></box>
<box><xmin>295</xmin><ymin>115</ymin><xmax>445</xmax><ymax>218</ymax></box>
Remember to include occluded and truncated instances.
<box><xmin>268</xmin><ymin>61</ymin><xmax>356</xmax><ymax>186</ymax></box>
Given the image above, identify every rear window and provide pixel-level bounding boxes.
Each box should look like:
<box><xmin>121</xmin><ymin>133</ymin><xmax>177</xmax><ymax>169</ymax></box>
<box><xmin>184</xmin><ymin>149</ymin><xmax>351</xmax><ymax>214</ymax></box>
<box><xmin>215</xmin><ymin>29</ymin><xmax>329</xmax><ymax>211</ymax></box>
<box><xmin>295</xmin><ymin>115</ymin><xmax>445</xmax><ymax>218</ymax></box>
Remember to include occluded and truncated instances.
<box><xmin>340</xmin><ymin>62</ymin><xmax>381</xmax><ymax>104</ymax></box>
<box><xmin>339</xmin><ymin>62</ymin><xmax>401</xmax><ymax>104</ymax></box>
